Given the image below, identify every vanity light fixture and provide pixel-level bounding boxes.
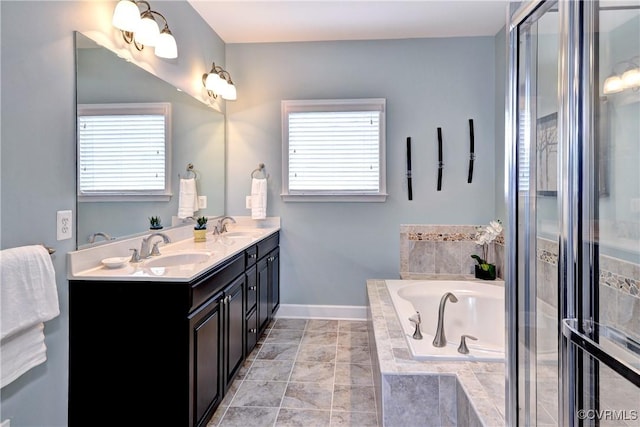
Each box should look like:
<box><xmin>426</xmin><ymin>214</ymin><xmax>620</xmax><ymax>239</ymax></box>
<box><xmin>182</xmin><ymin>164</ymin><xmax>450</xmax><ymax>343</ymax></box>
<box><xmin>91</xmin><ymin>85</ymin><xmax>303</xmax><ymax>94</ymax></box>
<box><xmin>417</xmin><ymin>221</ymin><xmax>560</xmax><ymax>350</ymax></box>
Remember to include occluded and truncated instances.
<box><xmin>112</xmin><ymin>0</ymin><xmax>178</xmax><ymax>59</ymax></box>
<box><xmin>202</xmin><ymin>62</ymin><xmax>237</xmax><ymax>101</ymax></box>
<box><xmin>603</xmin><ymin>56</ymin><xmax>640</xmax><ymax>95</ymax></box>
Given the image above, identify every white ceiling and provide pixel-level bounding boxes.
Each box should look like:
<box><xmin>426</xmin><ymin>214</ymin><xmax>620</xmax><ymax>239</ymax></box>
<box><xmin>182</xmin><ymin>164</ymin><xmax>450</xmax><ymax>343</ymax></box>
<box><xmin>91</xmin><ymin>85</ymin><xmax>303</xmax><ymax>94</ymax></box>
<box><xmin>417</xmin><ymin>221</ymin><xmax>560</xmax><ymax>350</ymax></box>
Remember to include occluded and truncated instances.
<box><xmin>187</xmin><ymin>0</ymin><xmax>510</xmax><ymax>44</ymax></box>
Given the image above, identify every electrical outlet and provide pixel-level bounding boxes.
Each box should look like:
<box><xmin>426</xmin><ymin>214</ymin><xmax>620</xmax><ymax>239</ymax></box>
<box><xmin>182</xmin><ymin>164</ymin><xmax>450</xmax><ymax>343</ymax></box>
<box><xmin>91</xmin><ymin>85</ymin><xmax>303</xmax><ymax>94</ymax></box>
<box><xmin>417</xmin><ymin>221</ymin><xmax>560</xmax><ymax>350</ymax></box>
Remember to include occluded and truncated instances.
<box><xmin>57</xmin><ymin>210</ymin><xmax>72</xmax><ymax>241</ymax></box>
<box><xmin>631</xmin><ymin>198</ymin><xmax>640</xmax><ymax>213</ymax></box>
<box><xmin>198</xmin><ymin>196</ymin><xmax>207</xmax><ymax>209</ymax></box>
<box><xmin>246</xmin><ymin>195</ymin><xmax>252</xmax><ymax>209</ymax></box>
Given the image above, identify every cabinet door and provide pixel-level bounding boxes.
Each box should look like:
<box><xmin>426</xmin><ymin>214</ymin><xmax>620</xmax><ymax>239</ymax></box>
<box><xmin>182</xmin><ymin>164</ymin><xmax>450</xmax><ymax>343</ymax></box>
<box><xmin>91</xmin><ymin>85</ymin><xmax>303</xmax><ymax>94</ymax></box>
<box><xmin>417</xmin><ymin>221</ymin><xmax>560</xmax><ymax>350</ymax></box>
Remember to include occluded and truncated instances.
<box><xmin>224</xmin><ymin>275</ymin><xmax>245</xmax><ymax>389</ymax></box>
<box><xmin>190</xmin><ymin>293</ymin><xmax>223</xmax><ymax>427</ymax></box>
<box><xmin>246</xmin><ymin>308</ymin><xmax>259</xmax><ymax>355</ymax></box>
<box><xmin>268</xmin><ymin>248</ymin><xmax>280</xmax><ymax>316</ymax></box>
<box><xmin>257</xmin><ymin>257</ymin><xmax>270</xmax><ymax>332</ymax></box>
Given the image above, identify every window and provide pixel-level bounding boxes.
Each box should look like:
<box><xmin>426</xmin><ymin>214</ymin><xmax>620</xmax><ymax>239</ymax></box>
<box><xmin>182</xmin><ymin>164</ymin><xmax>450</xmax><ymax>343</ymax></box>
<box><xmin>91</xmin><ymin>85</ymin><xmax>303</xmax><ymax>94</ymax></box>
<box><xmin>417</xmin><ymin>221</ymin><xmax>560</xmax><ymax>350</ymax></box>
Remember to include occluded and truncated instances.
<box><xmin>281</xmin><ymin>98</ymin><xmax>387</xmax><ymax>202</ymax></box>
<box><xmin>77</xmin><ymin>103</ymin><xmax>171</xmax><ymax>201</ymax></box>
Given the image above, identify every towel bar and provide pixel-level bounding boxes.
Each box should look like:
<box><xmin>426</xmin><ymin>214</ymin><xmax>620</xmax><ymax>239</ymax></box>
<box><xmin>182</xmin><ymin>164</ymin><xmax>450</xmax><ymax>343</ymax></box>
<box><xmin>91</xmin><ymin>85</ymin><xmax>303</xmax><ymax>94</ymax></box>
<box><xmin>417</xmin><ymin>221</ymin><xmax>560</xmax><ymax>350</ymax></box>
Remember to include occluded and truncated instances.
<box><xmin>251</xmin><ymin>163</ymin><xmax>268</xmax><ymax>179</ymax></box>
<box><xmin>179</xmin><ymin>163</ymin><xmax>198</xmax><ymax>179</ymax></box>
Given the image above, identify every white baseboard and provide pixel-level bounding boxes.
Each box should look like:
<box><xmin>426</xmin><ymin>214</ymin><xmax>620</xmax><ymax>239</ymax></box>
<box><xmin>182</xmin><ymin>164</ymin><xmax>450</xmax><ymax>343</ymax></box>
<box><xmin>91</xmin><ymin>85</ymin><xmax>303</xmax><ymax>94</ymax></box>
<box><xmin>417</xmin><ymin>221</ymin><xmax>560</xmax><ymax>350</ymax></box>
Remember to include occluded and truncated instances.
<box><xmin>275</xmin><ymin>304</ymin><xmax>367</xmax><ymax>321</ymax></box>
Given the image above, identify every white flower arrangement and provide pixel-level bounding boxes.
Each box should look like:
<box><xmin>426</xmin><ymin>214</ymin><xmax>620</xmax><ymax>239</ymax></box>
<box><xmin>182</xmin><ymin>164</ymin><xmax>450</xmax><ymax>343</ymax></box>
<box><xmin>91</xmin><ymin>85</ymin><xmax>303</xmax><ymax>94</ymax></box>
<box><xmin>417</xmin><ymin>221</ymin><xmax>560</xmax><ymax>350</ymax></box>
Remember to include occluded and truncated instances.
<box><xmin>472</xmin><ymin>220</ymin><xmax>503</xmax><ymax>267</ymax></box>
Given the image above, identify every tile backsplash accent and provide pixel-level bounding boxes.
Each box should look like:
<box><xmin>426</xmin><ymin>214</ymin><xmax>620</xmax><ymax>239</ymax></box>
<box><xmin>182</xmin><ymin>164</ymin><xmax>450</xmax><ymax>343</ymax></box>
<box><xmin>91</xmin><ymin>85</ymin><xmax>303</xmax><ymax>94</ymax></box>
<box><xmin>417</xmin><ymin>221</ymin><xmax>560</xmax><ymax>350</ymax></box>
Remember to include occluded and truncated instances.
<box><xmin>400</xmin><ymin>224</ymin><xmax>504</xmax><ymax>278</ymax></box>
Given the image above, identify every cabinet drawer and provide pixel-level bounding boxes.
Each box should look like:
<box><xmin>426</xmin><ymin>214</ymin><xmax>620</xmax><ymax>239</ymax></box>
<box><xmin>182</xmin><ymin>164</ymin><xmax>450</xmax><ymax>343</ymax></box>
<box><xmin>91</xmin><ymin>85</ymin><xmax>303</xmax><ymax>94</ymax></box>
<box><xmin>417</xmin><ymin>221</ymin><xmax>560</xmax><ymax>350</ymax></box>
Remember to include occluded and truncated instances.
<box><xmin>245</xmin><ymin>245</ymin><xmax>258</xmax><ymax>267</ymax></box>
<box><xmin>257</xmin><ymin>232</ymin><xmax>279</xmax><ymax>260</ymax></box>
<box><xmin>245</xmin><ymin>265</ymin><xmax>257</xmax><ymax>315</ymax></box>
<box><xmin>191</xmin><ymin>253</ymin><xmax>244</xmax><ymax>311</ymax></box>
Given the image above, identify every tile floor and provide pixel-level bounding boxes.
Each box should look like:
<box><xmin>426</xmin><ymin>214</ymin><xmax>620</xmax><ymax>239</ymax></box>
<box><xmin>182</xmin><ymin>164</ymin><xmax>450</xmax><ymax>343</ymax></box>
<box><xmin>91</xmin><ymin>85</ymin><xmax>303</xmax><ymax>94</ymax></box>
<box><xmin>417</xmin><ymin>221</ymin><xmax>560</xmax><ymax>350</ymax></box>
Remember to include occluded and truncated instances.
<box><xmin>208</xmin><ymin>318</ymin><xmax>380</xmax><ymax>427</ymax></box>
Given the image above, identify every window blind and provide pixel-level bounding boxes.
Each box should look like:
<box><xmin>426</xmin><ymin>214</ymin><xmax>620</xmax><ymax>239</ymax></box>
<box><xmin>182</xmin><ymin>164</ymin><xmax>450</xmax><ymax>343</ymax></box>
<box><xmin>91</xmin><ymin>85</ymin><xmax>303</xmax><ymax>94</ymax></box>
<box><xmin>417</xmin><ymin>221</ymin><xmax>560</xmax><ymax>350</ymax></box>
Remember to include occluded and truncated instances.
<box><xmin>288</xmin><ymin>111</ymin><xmax>380</xmax><ymax>192</ymax></box>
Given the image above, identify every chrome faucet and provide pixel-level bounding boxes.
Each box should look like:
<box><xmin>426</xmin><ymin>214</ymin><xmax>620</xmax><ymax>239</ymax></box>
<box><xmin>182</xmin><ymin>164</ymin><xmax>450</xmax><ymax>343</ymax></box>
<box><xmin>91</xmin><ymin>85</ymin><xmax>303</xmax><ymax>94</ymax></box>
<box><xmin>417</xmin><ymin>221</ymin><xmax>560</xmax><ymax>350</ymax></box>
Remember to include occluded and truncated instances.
<box><xmin>139</xmin><ymin>232</ymin><xmax>171</xmax><ymax>258</ymax></box>
<box><xmin>213</xmin><ymin>216</ymin><xmax>236</xmax><ymax>235</ymax></box>
<box><xmin>408</xmin><ymin>312</ymin><xmax>423</xmax><ymax>340</ymax></box>
<box><xmin>432</xmin><ymin>292</ymin><xmax>458</xmax><ymax>347</ymax></box>
<box><xmin>88</xmin><ymin>232</ymin><xmax>113</xmax><ymax>243</ymax></box>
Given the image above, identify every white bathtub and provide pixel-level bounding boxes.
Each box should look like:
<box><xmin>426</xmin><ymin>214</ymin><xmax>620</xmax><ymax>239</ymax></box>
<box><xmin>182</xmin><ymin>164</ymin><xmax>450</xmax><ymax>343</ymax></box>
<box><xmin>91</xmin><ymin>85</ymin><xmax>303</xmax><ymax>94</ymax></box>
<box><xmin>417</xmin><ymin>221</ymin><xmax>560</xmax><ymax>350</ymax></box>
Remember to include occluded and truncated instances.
<box><xmin>386</xmin><ymin>279</ymin><xmax>505</xmax><ymax>362</ymax></box>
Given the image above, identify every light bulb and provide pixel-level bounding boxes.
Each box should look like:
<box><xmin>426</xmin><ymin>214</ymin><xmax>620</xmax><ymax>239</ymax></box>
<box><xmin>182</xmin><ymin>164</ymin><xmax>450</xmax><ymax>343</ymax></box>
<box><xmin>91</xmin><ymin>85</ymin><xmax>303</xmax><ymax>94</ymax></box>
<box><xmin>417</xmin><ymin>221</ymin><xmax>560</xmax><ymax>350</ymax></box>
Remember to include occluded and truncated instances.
<box><xmin>134</xmin><ymin>13</ymin><xmax>160</xmax><ymax>47</ymax></box>
<box><xmin>155</xmin><ymin>29</ymin><xmax>178</xmax><ymax>59</ymax></box>
<box><xmin>603</xmin><ymin>75</ymin><xmax>624</xmax><ymax>94</ymax></box>
<box><xmin>112</xmin><ymin>0</ymin><xmax>140</xmax><ymax>32</ymax></box>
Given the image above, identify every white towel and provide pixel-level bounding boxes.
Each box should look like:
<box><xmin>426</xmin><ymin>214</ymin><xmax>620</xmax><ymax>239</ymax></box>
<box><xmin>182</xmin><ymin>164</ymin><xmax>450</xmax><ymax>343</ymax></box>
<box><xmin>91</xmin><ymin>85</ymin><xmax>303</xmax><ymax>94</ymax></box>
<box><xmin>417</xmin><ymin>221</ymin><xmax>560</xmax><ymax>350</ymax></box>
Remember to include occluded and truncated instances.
<box><xmin>0</xmin><ymin>245</ymin><xmax>59</xmax><ymax>340</ymax></box>
<box><xmin>178</xmin><ymin>178</ymin><xmax>199</xmax><ymax>219</ymax></box>
<box><xmin>1</xmin><ymin>323</ymin><xmax>47</xmax><ymax>388</ymax></box>
<box><xmin>251</xmin><ymin>178</ymin><xmax>267</xmax><ymax>220</ymax></box>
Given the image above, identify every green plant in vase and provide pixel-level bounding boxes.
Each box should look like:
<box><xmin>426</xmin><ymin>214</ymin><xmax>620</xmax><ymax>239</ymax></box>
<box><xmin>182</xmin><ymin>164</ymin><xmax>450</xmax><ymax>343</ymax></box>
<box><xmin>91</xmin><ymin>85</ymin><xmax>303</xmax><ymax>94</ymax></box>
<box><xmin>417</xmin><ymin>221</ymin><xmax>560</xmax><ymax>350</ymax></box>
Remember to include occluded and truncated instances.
<box><xmin>471</xmin><ymin>220</ymin><xmax>502</xmax><ymax>280</ymax></box>
<box><xmin>193</xmin><ymin>216</ymin><xmax>208</xmax><ymax>242</ymax></box>
<box><xmin>149</xmin><ymin>216</ymin><xmax>163</xmax><ymax>230</ymax></box>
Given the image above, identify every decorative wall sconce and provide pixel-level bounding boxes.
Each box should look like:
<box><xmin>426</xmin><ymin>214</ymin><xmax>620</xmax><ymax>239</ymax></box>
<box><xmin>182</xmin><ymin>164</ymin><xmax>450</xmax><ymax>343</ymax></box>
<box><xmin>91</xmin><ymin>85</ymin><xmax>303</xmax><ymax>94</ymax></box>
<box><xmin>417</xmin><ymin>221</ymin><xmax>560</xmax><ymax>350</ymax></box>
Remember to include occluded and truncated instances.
<box><xmin>112</xmin><ymin>0</ymin><xmax>177</xmax><ymax>59</ymax></box>
<box><xmin>202</xmin><ymin>62</ymin><xmax>237</xmax><ymax>101</ymax></box>
<box><xmin>603</xmin><ymin>56</ymin><xmax>640</xmax><ymax>94</ymax></box>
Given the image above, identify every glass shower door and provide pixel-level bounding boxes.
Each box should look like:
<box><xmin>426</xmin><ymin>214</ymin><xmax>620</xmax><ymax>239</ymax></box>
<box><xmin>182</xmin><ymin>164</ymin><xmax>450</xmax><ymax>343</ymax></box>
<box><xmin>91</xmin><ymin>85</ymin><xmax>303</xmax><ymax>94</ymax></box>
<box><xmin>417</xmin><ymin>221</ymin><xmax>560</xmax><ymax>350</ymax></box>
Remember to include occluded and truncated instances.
<box><xmin>561</xmin><ymin>1</ymin><xmax>640</xmax><ymax>425</ymax></box>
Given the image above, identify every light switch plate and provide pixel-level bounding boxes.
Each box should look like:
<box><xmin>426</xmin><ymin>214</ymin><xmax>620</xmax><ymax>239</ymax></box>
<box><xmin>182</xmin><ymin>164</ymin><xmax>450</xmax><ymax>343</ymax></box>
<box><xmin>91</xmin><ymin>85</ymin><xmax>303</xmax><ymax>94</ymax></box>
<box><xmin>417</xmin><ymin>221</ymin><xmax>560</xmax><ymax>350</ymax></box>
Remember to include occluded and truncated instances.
<box><xmin>57</xmin><ymin>210</ymin><xmax>73</xmax><ymax>241</ymax></box>
<box><xmin>198</xmin><ymin>196</ymin><xmax>207</xmax><ymax>209</ymax></box>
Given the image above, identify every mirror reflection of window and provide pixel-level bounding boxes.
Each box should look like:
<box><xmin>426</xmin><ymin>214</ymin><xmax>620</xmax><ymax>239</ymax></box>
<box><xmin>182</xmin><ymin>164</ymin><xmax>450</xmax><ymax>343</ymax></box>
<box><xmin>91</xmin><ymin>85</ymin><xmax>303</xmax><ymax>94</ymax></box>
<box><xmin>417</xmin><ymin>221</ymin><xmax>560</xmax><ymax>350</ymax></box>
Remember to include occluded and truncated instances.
<box><xmin>77</xmin><ymin>103</ymin><xmax>171</xmax><ymax>200</ymax></box>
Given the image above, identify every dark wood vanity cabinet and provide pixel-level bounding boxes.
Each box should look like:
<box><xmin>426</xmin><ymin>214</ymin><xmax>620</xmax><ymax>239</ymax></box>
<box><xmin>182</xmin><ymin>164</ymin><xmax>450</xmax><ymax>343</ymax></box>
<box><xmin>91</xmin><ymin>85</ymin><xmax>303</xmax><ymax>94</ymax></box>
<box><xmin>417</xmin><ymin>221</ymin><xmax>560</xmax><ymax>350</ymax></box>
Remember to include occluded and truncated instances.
<box><xmin>69</xmin><ymin>231</ymin><xmax>279</xmax><ymax>427</ymax></box>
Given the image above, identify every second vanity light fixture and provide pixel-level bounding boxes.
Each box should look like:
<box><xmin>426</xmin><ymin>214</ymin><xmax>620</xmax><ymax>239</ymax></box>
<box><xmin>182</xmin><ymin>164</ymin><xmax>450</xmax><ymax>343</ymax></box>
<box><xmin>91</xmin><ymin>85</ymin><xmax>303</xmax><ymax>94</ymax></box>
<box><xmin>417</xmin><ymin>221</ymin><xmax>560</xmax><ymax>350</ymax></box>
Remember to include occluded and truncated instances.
<box><xmin>202</xmin><ymin>62</ymin><xmax>237</xmax><ymax>101</ymax></box>
<box><xmin>603</xmin><ymin>56</ymin><xmax>640</xmax><ymax>95</ymax></box>
<box><xmin>112</xmin><ymin>0</ymin><xmax>178</xmax><ymax>59</ymax></box>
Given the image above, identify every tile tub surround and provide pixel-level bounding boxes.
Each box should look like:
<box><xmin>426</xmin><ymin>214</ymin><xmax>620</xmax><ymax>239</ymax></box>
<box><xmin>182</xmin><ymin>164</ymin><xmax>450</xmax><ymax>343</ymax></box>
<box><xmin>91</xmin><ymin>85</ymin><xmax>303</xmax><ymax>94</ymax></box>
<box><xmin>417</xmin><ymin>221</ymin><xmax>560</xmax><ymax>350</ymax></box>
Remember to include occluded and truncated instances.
<box><xmin>400</xmin><ymin>225</ymin><xmax>505</xmax><ymax>279</ymax></box>
<box><xmin>367</xmin><ymin>279</ymin><xmax>505</xmax><ymax>426</ymax></box>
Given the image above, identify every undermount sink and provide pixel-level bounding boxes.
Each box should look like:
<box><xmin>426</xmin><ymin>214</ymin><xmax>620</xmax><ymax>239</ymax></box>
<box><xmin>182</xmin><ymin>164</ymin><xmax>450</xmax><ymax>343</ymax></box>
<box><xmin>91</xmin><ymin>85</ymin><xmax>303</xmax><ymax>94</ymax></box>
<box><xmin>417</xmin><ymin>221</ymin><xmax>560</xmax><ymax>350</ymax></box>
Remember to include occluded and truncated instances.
<box><xmin>144</xmin><ymin>251</ymin><xmax>213</xmax><ymax>268</ymax></box>
<box><xmin>223</xmin><ymin>230</ymin><xmax>264</xmax><ymax>238</ymax></box>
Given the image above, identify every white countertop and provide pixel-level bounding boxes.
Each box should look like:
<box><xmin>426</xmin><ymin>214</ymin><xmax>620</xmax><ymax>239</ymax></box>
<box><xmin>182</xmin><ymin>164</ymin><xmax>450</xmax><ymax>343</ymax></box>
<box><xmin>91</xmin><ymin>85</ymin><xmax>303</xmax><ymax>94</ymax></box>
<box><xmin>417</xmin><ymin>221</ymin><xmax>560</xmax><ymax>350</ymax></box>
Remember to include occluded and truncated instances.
<box><xmin>67</xmin><ymin>216</ymin><xmax>280</xmax><ymax>282</ymax></box>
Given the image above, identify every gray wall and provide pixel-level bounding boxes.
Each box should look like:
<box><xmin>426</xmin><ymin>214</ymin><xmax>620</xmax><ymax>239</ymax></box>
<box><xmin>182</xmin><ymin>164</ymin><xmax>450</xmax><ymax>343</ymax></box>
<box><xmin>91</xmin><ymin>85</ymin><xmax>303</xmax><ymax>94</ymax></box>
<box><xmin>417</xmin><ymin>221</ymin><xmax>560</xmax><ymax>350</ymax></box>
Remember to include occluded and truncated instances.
<box><xmin>0</xmin><ymin>1</ymin><xmax>224</xmax><ymax>425</ymax></box>
<box><xmin>225</xmin><ymin>37</ymin><xmax>498</xmax><ymax>306</ymax></box>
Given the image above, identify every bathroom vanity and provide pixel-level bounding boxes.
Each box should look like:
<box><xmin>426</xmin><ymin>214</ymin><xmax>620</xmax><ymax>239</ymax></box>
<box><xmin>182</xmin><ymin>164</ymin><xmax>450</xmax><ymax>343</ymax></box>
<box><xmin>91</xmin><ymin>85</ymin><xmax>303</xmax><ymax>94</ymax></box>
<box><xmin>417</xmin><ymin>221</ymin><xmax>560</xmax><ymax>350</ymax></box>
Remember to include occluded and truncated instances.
<box><xmin>67</xmin><ymin>224</ymin><xmax>279</xmax><ymax>427</ymax></box>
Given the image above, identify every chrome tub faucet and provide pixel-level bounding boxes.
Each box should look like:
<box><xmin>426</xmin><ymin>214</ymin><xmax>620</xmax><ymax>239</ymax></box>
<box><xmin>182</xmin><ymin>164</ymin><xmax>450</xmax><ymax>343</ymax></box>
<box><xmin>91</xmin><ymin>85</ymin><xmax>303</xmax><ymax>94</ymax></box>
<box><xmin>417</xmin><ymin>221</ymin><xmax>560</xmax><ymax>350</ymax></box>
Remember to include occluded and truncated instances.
<box><xmin>432</xmin><ymin>292</ymin><xmax>458</xmax><ymax>347</ymax></box>
<box><xmin>409</xmin><ymin>311</ymin><xmax>423</xmax><ymax>340</ymax></box>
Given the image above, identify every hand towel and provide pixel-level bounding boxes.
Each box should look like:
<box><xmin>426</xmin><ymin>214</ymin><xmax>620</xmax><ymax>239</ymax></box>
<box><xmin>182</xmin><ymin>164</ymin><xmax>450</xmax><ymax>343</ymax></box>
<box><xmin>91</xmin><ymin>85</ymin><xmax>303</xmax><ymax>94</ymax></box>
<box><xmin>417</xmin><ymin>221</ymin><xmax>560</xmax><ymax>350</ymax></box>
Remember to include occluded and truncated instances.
<box><xmin>0</xmin><ymin>245</ymin><xmax>59</xmax><ymax>340</ymax></box>
<box><xmin>178</xmin><ymin>178</ymin><xmax>199</xmax><ymax>219</ymax></box>
<box><xmin>251</xmin><ymin>178</ymin><xmax>267</xmax><ymax>220</ymax></box>
<box><xmin>1</xmin><ymin>323</ymin><xmax>47</xmax><ymax>388</ymax></box>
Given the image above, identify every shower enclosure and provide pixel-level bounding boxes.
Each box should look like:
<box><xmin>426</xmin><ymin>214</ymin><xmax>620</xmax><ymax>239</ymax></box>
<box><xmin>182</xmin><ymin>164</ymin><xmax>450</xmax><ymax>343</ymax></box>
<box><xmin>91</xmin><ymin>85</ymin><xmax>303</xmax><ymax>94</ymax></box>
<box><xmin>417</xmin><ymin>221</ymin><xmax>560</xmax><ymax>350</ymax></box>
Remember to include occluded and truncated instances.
<box><xmin>507</xmin><ymin>1</ymin><xmax>640</xmax><ymax>425</ymax></box>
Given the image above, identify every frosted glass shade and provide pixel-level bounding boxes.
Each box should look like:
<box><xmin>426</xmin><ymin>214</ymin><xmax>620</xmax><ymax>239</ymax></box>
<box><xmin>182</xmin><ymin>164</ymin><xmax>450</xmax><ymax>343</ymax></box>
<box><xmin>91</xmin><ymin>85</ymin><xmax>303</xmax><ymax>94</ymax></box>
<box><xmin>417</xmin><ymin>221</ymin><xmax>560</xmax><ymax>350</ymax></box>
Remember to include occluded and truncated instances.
<box><xmin>622</xmin><ymin>67</ymin><xmax>640</xmax><ymax>89</ymax></box>
<box><xmin>205</xmin><ymin>73</ymin><xmax>222</xmax><ymax>91</ymax></box>
<box><xmin>223</xmin><ymin>83</ymin><xmax>237</xmax><ymax>101</ymax></box>
<box><xmin>603</xmin><ymin>75</ymin><xmax>624</xmax><ymax>94</ymax></box>
<box><xmin>135</xmin><ymin>15</ymin><xmax>160</xmax><ymax>47</ymax></box>
<box><xmin>155</xmin><ymin>30</ymin><xmax>178</xmax><ymax>59</ymax></box>
<box><xmin>112</xmin><ymin>0</ymin><xmax>140</xmax><ymax>32</ymax></box>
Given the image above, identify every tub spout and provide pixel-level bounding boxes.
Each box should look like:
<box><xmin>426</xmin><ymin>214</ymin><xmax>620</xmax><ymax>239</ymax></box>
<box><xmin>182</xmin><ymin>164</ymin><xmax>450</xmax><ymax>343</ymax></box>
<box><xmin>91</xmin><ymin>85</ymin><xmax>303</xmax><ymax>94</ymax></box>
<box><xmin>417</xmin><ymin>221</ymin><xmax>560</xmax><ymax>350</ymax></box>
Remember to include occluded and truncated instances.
<box><xmin>432</xmin><ymin>292</ymin><xmax>458</xmax><ymax>347</ymax></box>
<box><xmin>408</xmin><ymin>311</ymin><xmax>423</xmax><ymax>340</ymax></box>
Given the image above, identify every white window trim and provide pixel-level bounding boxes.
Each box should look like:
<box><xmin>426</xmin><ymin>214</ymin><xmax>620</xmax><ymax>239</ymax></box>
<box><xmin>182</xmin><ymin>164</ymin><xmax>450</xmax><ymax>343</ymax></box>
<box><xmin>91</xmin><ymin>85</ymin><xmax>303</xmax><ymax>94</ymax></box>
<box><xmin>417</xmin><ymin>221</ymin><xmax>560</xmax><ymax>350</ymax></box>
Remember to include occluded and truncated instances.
<box><xmin>77</xmin><ymin>102</ymin><xmax>172</xmax><ymax>202</ymax></box>
<box><xmin>281</xmin><ymin>98</ymin><xmax>387</xmax><ymax>202</ymax></box>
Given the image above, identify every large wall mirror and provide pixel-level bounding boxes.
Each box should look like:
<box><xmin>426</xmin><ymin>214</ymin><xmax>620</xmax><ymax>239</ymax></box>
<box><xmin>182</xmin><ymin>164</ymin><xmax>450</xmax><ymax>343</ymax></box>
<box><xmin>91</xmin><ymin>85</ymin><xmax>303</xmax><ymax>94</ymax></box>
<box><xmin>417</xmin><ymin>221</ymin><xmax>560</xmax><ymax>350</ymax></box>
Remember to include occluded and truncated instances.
<box><xmin>75</xmin><ymin>32</ymin><xmax>225</xmax><ymax>249</ymax></box>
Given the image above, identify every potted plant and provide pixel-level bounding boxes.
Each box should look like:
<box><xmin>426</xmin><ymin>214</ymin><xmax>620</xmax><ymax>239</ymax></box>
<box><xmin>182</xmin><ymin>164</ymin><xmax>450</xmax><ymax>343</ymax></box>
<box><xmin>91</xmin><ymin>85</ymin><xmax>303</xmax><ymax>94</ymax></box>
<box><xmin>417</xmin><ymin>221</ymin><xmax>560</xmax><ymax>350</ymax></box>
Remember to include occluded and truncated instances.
<box><xmin>193</xmin><ymin>216</ymin><xmax>208</xmax><ymax>242</ymax></box>
<box><xmin>471</xmin><ymin>220</ymin><xmax>503</xmax><ymax>280</ymax></box>
<box><xmin>149</xmin><ymin>216</ymin><xmax>163</xmax><ymax>230</ymax></box>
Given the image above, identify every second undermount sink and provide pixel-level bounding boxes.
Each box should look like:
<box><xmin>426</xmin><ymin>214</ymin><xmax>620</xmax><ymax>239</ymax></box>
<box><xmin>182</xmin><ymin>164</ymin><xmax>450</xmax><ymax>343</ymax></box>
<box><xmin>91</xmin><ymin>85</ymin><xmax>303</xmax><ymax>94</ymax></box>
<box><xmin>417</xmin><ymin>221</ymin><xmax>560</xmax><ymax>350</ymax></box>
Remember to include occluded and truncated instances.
<box><xmin>144</xmin><ymin>251</ymin><xmax>213</xmax><ymax>268</ymax></box>
<box><xmin>223</xmin><ymin>230</ymin><xmax>265</xmax><ymax>238</ymax></box>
